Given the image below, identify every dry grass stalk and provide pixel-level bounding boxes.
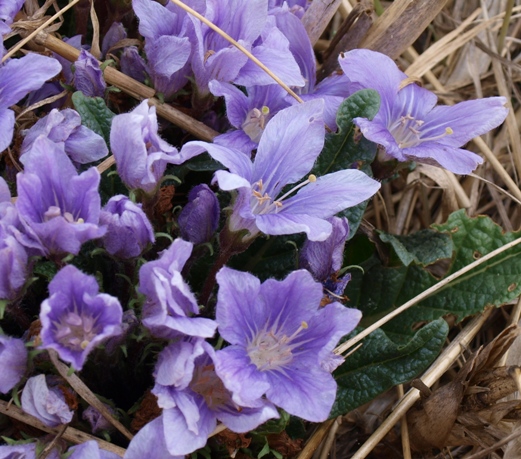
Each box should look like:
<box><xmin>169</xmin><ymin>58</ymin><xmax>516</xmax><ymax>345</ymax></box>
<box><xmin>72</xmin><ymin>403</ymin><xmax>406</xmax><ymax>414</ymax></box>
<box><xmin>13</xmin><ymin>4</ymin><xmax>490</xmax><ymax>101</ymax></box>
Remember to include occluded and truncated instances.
<box><xmin>359</xmin><ymin>0</ymin><xmax>450</xmax><ymax>59</ymax></box>
<box><xmin>301</xmin><ymin>0</ymin><xmax>343</xmax><ymax>45</ymax></box>
<box><xmin>295</xmin><ymin>419</ymin><xmax>336</xmax><ymax>459</ymax></box>
<box><xmin>334</xmin><ymin>236</ymin><xmax>521</xmax><ymax>356</ymax></box>
<box><xmin>349</xmin><ymin>309</ymin><xmax>493</xmax><ymax>459</ymax></box>
<box><xmin>1</xmin><ymin>0</ymin><xmax>80</xmax><ymax>63</ymax></box>
<box><xmin>0</xmin><ymin>400</ymin><xmax>126</xmax><ymax>457</ymax></box>
<box><xmin>49</xmin><ymin>350</ymin><xmax>134</xmax><ymax>441</ymax></box>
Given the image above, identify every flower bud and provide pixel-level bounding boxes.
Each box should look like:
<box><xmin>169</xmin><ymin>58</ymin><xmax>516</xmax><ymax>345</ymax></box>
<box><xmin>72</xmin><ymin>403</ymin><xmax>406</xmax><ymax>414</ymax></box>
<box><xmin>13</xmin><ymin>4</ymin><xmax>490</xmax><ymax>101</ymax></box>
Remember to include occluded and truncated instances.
<box><xmin>0</xmin><ymin>335</ymin><xmax>27</xmax><ymax>393</ymax></box>
<box><xmin>100</xmin><ymin>195</ymin><xmax>155</xmax><ymax>259</ymax></box>
<box><xmin>74</xmin><ymin>49</ymin><xmax>106</xmax><ymax>97</ymax></box>
<box><xmin>178</xmin><ymin>184</ymin><xmax>219</xmax><ymax>245</ymax></box>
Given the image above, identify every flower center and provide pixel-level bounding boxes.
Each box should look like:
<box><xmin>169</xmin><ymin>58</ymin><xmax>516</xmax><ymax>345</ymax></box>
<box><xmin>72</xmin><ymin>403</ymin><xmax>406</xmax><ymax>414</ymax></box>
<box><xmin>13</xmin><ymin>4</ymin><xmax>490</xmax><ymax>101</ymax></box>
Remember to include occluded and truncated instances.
<box><xmin>389</xmin><ymin>113</ymin><xmax>453</xmax><ymax>149</ymax></box>
<box><xmin>242</xmin><ymin>106</ymin><xmax>270</xmax><ymax>143</ymax></box>
<box><xmin>250</xmin><ymin>175</ymin><xmax>316</xmax><ymax>216</ymax></box>
<box><xmin>53</xmin><ymin>311</ymin><xmax>99</xmax><ymax>351</ymax></box>
<box><xmin>43</xmin><ymin>205</ymin><xmax>84</xmax><ymax>224</ymax></box>
<box><xmin>189</xmin><ymin>364</ymin><xmax>234</xmax><ymax>411</ymax></box>
<box><xmin>247</xmin><ymin>321</ymin><xmax>308</xmax><ymax>371</ymax></box>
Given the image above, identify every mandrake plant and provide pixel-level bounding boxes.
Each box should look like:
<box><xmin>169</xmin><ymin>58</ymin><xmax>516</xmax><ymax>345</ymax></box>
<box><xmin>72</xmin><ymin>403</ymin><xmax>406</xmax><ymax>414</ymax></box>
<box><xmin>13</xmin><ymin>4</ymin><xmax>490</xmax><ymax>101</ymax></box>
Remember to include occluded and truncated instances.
<box><xmin>1</xmin><ymin>0</ymin><xmax>521</xmax><ymax>458</ymax></box>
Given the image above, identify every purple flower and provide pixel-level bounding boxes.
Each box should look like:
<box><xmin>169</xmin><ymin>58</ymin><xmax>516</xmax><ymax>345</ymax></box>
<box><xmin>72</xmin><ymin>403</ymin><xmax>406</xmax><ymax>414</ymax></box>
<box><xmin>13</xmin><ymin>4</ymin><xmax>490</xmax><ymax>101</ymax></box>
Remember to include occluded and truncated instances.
<box><xmin>0</xmin><ymin>335</ymin><xmax>27</xmax><ymax>393</ymax></box>
<box><xmin>21</xmin><ymin>108</ymin><xmax>108</xmax><ymax>164</ymax></box>
<box><xmin>133</xmin><ymin>0</ymin><xmax>193</xmax><ymax>98</ymax></box>
<box><xmin>39</xmin><ymin>265</ymin><xmax>123</xmax><ymax>371</ymax></box>
<box><xmin>16</xmin><ymin>136</ymin><xmax>106</xmax><ymax>256</ymax></box>
<box><xmin>110</xmin><ymin>99</ymin><xmax>201</xmax><ymax>193</ymax></box>
<box><xmin>151</xmin><ymin>338</ymin><xmax>278</xmax><ymax>455</ymax></box>
<box><xmin>0</xmin><ymin>53</ymin><xmax>61</xmax><ymax>153</ymax></box>
<box><xmin>189</xmin><ymin>0</ymin><xmax>303</xmax><ymax>94</ymax></box>
<box><xmin>74</xmin><ymin>49</ymin><xmax>106</xmax><ymax>98</ymax></box>
<box><xmin>270</xmin><ymin>6</ymin><xmax>351</xmax><ymax>129</ymax></box>
<box><xmin>181</xmin><ymin>100</ymin><xmax>380</xmax><ymax>242</ymax></box>
<box><xmin>21</xmin><ymin>375</ymin><xmax>74</xmax><ymax>427</ymax></box>
<box><xmin>213</xmin><ymin>267</ymin><xmax>362</xmax><ymax>422</ymax></box>
<box><xmin>0</xmin><ymin>0</ymin><xmax>24</xmax><ymax>24</ymax></box>
<box><xmin>0</xmin><ymin>443</ymin><xmax>38</xmax><ymax>459</ymax></box>
<box><xmin>300</xmin><ymin>217</ymin><xmax>351</xmax><ymax>299</ymax></box>
<box><xmin>209</xmin><ymin>80</ymin><xmax>291</xmax><ymax>151</ymax></box>
<box><xmin>124</xmin><ymin>416</ymin><xmax>183</xmax><ymax>459</ymax></box>
<box><xmin>99</xmin><ymin>195</ymin><xmax>155</xmax><ymax>258</ymax></box>
<box><xmin>0</xmin><ymin>225</ymin><xmax>28</xmax><ymax>301</ymax></box>
<box><xmin>120</xmin><ymin>47</ymin><xmax>149</xmax><ymax>83</ymax></box>
<box><xmin>139</xmin><ymin>238</ymin><xmax>217</xmax><ymax>339</ymax></box>
<box><xmin>67</xmin><ymin>440</ymin><xmax>121</xmax><ymax>459</ymax></box>
<box><xmin>83</xmin><ymin>405</ymin><xmax>116</xmax><ymax>435</ymax></box>
<box><xmin>178</xmin><ymin>184</ymin><xmax>219</xmax><ymax>245</ymax></box>
<box><xmin>339</xmin><ymin>49</ymin><xmax>509</xmax><ymax>174</ymax></box>
<box><xmin>101</xmin><ymin>22</ymin><xmax>127</xmax><ymax>58</ymax></box>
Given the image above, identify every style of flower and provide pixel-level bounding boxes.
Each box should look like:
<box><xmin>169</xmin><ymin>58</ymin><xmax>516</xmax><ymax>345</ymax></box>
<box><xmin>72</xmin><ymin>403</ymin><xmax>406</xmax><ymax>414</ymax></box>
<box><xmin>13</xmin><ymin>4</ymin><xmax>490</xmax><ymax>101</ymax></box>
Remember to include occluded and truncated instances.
<box><xmin>0</xmin><ymin>335</ymin><xmax>27</xmax><ymax>393</ymax></box>
<box><xmin>338</xmin><ymin>49</ymin><xmax>509</xmax><ymax>174</ymax></box>
<box><xmin>40</xmin><ymin>265</ymin><xmax>123</xmax><ymax>371</ymax></box>
<box><xmin>139</xmin><ymin>238</ymin><xmax>217</xmax><ymax>339</ymax></box>
<box><xmin>74</xmin><ymin>49</ymin><xmax>106</xmax><ymax>98</ymax></box>
<box><xmin>99</xmin><ymin>195</ymin><xmax>155</xmax><ymax>259</ymax></box>
<box><xmin>209</xmin><ymin>80</ymin><xmax>291</xmax><ymax>152</ymax></box>
<box><xmin>21</xmin><ymin>108</ymin><xmax>108</xmax><ymax>164</ymax></box>
<box><xmin>181</xmin><ymin>100</ymin><xmax>380</xmax><ymax>242</ymax></box>
<box><xmin>110</xmin><ymin>99</ymin><xmax>201</xmax><ymax>193</ymax></box>
<box><xmin>21</xmin><ymin>375</ymin><xmax>74</xmax><ymax>427</ymax></box>
<box><xmin>151</xmin><ymin>338</ymin><xmax>278</xmax><ymax>455</ymax></box>
<box><xmin>16</xmin><ymin>136</ymin><xmax>106</xmax><ymax>256</ymax></box>
<box><xmin>0</xmin><ymin>53</ymin><xmax>61</xmax><ymax>153</ymax></box>
<box><xmin>178</xmin><ymin>184</ymin><xmax>220</xmax><ymax>245</ymax></box>
<box><xmin>213</xmin><ymin>267</ymin><xmax>362</xmax><ymax>422</ymax></box>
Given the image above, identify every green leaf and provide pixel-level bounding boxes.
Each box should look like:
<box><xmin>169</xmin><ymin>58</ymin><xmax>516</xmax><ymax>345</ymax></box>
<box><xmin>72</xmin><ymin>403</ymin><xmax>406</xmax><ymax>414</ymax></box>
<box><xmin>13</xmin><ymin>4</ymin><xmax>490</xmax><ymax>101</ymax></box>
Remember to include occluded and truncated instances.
<box><xmin>379</xmin><ymin>228</ymin><xmax>453</xmax><ymax>266</ymax></box>
<box><xmin>72</xmin><ymin>91</ymin><xmax>115</xmax><ymax>146</ymax></box>
<box><xmin>346</xmin><ymin>210</ymin><xmax>521</xmax><ymax>336</ymax></box>
<box><xmin>332</xmin><ymin>318</ymin><xmax>448</xmax><ymax>416</ymax></box>
<box><xmin>313</xmin><ymin>89</ymin><xmax>380</xmax><ymax>177</ymax></box>
<box><xmin>312</xmin><ymin>89</ymin><xmax>380</xmax><ymax>238</ymax></box>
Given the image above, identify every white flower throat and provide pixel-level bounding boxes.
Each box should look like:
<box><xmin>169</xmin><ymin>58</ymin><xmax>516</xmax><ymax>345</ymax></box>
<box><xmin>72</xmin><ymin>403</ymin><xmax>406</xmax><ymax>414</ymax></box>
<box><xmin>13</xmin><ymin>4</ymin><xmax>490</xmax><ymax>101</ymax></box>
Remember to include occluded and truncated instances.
<box><xmin>250</xmin><ymin>175</ymin><xmax>316</xmax><ymax>215</ymax></box>
<box><xmin>390</xmin><ymin>113</ymin><xmax>453</xmax><ymax>149</ymax></box>
<box><xmin>247</xmin><ymin>321</ymin><xmax>308</xmax><ymax>371</ymax></box>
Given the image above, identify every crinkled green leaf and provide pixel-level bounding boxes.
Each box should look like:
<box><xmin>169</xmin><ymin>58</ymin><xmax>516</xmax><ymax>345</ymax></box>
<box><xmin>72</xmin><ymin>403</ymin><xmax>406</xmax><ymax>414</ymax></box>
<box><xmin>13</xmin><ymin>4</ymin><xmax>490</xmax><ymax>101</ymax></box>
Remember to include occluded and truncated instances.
<box><xmin>72</xmin><ymin>91</ymin><xmax>115</xmax><ymax>146</ymax></box>
<box><xmin>379</xmin><ymin>229</ymin><xmax>453</xmax><ymax>266</ymax></box>
<box><xmin>312</xmin><ymin>89</ymin><xmax>380</xmax><ymax>238</ymax></box>
<box><xmin>346</xmin><ymin>210</ymin><xmax>521</xmax><ymax>336</ymax></box>
<box><xmin>332</xmin><ymin>318</ymin><xmax>448</xmax><ymax>417</ymax></box>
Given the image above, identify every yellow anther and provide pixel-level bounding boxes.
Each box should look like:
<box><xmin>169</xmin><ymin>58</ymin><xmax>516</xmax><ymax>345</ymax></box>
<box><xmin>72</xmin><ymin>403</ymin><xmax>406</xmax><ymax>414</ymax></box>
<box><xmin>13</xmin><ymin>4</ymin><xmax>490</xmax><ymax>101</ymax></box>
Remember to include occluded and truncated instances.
<box><xmin>301</xmin><ymin>321</ymin><xmax>308</xmax><ymax>329</ymax></box>
<box><xmin>77</xmin><ymin>218</ymin><xmax>85</xmax><ymax>224</ymax></box>
<box><xmin>445</xmin><ymin>127</ymin><xmax>453</xmax><ymax>135</ymax></box>
<box><xmin>261</xmin><ymin>105</ymin><xmax>270</xmax><ymax>115</ymax></box>
<box><xmin>80</xmin><ymin>340</ymin><xmax>89</xmax><ymax>350</ymax></box>
<box><xmin>308</xmin><ymin>174</ymin><xmax>317</xmax><ymax>182</ymax></box>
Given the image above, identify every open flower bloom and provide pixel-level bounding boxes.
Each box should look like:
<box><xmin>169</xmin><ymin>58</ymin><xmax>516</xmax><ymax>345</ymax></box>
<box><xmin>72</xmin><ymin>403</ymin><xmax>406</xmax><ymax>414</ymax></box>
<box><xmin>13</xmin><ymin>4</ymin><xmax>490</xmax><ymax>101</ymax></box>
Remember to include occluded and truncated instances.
<box><xmin>0</xmin><ymin>53</ymin><xmax>61</xmax><ymax>153</ymax></box>
<box><xmin>189</xmin><ymin>0</ymin><xmax>303</xmax><ymax>94</ymax></box>
<box><xmin>16</xmin><ymin>136</ymin><xmax>106</xmax><ymax>256</ymax></box>
<box><xmin>40</xmin><ymin>265</ymin><xmax>123</xmax><ymax>371</ymax></box>
<box><xmin>339</xmin><ymin>49</ymin><xmax>509</xmax><ymax>174</ymax></box>
<box><xmin>213</xmin><ymin>267</ymin><xmax>362</xmax><ymax>422</ymax></box>
<box><xmin>139</xmin><ymin>238</ymin><xmax>217</xmax><ymax>339</ymax></box>
<box><xmin>181</xmin><ymin>100</ymin><xmax>380</xmax><ymax>242</ymax></box>
<box><xmin>151</xmin><ymin>338</ymin><xmax>278</xmax><ymax>455</ymax></box>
